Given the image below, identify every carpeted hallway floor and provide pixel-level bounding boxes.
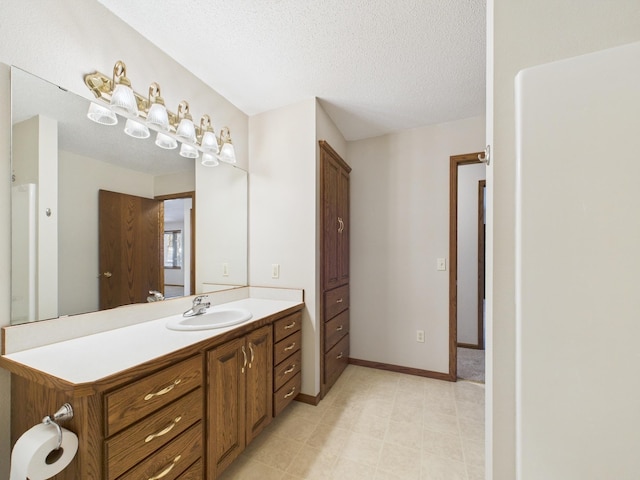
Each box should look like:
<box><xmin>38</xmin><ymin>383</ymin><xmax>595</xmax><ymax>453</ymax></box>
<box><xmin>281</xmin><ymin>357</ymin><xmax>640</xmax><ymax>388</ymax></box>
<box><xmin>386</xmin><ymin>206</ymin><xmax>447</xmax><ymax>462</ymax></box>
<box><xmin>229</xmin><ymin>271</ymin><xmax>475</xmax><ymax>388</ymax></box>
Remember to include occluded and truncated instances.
<box><xmin>457</xmin><ymin>347</ymin><xmax>485</xmax><ymax>383</ymax></box>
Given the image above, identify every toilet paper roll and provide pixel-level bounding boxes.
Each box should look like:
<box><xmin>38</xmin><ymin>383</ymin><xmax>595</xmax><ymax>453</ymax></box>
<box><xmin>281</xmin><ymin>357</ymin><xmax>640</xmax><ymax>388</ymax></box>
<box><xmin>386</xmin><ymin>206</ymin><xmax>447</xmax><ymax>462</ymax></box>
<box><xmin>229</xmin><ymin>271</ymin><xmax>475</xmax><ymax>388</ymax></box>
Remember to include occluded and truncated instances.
<box><xmin>10</xmin><ymin>423</ymin><xmax>78</xmax><ymax>480</ymax></box>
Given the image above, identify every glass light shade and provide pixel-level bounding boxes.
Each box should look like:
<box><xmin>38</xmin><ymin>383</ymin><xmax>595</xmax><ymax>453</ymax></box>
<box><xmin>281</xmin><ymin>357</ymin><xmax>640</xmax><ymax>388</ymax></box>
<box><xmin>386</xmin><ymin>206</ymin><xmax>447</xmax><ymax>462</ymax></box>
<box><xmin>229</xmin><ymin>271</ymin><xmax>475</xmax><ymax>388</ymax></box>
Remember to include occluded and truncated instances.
<box><xmin>87</xmin><ymin>103</ymin><xmax>117</xmax><ymax>125</ymax></box>
<box><xmin>218</xmin><ymin>142</ymin><xmax>236</xmax><ymax>164</ymax></box>
<box><xmin>200</xmin><ymin>131</ymin><xmax>219</xmax><ymax>154</ymax></box>
<box><xmin>179</xmin><ymin>143</ymin><xmax>199</xmax><ymax>159</ymax></box>
<box><xmin>201</xmin><ymin>153</ymin><xmax>219</xmax><ymax>167</ymax></box>
<box><xmin>146</xmin><ymin>103</ymin><xmax>169</xmax><ymax>131</ymax></box>
<box><xmin>110</xmin><ymin>83</ymin><xmax>138</xmax><ymax>115</ymax></box>
<box><xmin>155</xmin><ymin>132</ymin><xmax>178</xmax><ymax>150</ymax></box>
<box><xmin>176</xmin><ymin>118</ymin><xmax>196</xmax><ymax>143</ymax></box>
<box><xmin>124</xmin><ymin>118</ymin><xmax>150</xmax><ymax>139</ymax></box>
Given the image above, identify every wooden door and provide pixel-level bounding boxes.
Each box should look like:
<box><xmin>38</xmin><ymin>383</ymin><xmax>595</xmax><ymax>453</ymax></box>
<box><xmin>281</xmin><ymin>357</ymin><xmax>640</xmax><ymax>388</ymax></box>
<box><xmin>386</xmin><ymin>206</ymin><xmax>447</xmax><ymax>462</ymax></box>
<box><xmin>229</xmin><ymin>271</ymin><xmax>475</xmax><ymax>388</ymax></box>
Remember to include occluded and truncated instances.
<box><xmin>98</xmin><ymin>190</ymin><xmax>163</xmax><ymax>310</ymax></box>
<box><xmin>208</xmin><ymin>337</ymin><xmax>246</xmax><ymax>478</ymax></box>
<box><xmin>245</xmin><ymin>326</ymin><xmax>273</xmax><ymax>444</ymax></box>
<box><xmin>322</xmin><ymin>151</ymin><xmax>340</xmax><ymax>290</ymax></box>
<box><xmin>337</xmin><ymin>166</ymin><xmax>350</xmax><ymax>286</ymax></box>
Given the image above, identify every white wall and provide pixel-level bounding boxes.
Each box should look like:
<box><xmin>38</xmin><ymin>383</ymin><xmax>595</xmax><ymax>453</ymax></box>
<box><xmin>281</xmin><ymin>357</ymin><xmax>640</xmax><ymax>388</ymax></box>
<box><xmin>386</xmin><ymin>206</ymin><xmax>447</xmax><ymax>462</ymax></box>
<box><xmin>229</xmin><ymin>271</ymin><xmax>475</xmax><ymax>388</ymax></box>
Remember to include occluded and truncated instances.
<box><xmin>457</xmin><ymin>163</ymin><xmax>485</xmax><ymax>345</ymax></box>
<box><xmin>347</xmin><ymin>116</ymin><xmax>485</xmax><ymax>373</ymax></box>
<box><xmin>489</xmin><ymin>1</ymin><xmax>640</xmax><ymax>478</ymax></box>
<box><xmin>249</xmin><ymin>99</ymin><xmax>318</xmax><ymax>394</ymax></box>
<box><xmin>0</xmin><ymin>1</ymin><xmax>248</xmax><ymax>475</ymax></box>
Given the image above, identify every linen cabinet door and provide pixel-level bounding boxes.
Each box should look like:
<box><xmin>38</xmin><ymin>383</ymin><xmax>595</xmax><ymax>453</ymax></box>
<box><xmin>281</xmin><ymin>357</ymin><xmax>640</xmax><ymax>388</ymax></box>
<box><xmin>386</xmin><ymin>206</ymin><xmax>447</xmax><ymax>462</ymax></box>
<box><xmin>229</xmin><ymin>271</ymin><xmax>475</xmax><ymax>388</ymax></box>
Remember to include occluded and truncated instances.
<box><xmin>245</xmin><ymin>326</ymin><xmax>273</xmax><ymax>444</ymax></box>
<box><xmin>207</xmin><ymin>337</ymin><xmax>246</xmax><ymax>479</ymax></box>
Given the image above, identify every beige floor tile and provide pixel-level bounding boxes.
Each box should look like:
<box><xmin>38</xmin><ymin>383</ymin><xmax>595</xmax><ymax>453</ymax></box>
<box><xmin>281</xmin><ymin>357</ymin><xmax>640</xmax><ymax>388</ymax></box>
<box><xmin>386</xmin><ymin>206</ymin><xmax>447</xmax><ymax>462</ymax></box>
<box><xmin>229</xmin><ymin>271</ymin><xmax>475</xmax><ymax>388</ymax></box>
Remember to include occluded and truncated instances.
<box><xmin>320</xmin><ymin>403</ymin><xmax>361</xmax><ymax>429</ymax></box>
<box><xmin>455</xmin><ymin>400</ymin><xmax>484</xmax><ymax>423</ymax></box>
<box><xmin>351</xmin><ymin>412</ymin><xmax>390</xmax><ymax>439</ymax></box>
<box><xmin>385</xmin><ymin>419</ymin><xmax>424</xmax><ymax>450</ymax></box>
<box><xmin>422</xmin><ymin>429</ymin><xmax>464</xmax><ymax>463</ymax></box>
<box><xmin>250</xmin><ymin>433</ymin><xmax>304</xmax><ymax>471</ymax></box>
<box><xmin>423</xmin><ymin>411</ymin><xmax>460</xmax><ymax>436</ymax></box>
<box><xmin>286</xmin><ymin>401</ymin><xmax>327</xmax><ymax>424</ymax></box>
<box><xmin>270</xmin><ymin>409</ymin><xmax>320</xmax><ymax>443</ymax></box>
<box><xmin>461</xmin><ymin>438</ymin><xmax>484</xmax><ymax>468</ymax></box>
<box><xmin>391</xmin><ymin>396</ymin><xmax>425</xmax><ymax>424</ymax></box>
<box><xmin>331</xmin><ymin>457</ymin><xmax>377</xmax><ymax>480</ymax></box>
<box><xmin>458</xmin><ymin>418</ymin><xmax>484</xmax><ymax>444</ymax></box>
<box><xmin>466</xmin><ymin>465</ymin><xmax>485</xmax><ymax>480</ymax></box>
<box><xmin>305</xmin><ymin>423</ymin><xmax>349</xmax><ymax>456</ymax></box>
<box><xmin>377</xmin><ymin>442</ymin><xmax>422</xmax><ymax>479</ymax></box>
<box><xmin>421</xmin><ymin>453</ymin><xmax>468</xmax><ymax>480</ymax></box>
<box><xmin>452</xmin><ymin>382</ymin><xmax>485</xmax><ymax>405</ymax></box>
<box><xmin>286</xmin><ymin>444</ymin><xmax>338</xmax><ymax>479</ymax></box>
<box><xmin>218</xmin><ymin>457</ymin><xmax>287</xmax><ymax>480</ymax></box>
<box><xmin>362</xmin><ymin>396</ymin><xmax>395</xmax><ymax>419</ymax></box>
<box><xmin>341</xmin><ymin>431</ymin><xmax>384</xmax><ymax>467</ymax></box>
<box><xmin>374</xmin><ymin>469</ymin><xmax>409</xmax><ymax>480</ymax></box>
<box><xmin>424</xmin><ymin>394</ymin><xmax>457</xmax><ymax>416</ymax></box>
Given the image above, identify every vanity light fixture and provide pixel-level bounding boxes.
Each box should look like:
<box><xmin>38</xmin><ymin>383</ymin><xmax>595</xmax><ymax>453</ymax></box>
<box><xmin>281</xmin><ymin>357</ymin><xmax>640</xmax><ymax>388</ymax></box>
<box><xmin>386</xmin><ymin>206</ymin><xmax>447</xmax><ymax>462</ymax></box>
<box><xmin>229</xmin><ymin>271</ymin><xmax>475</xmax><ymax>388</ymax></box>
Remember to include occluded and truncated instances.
<box><xmin>84</xmin><ymin>60</ymin><xmax>237</xmax><ymax>167</ymax></box>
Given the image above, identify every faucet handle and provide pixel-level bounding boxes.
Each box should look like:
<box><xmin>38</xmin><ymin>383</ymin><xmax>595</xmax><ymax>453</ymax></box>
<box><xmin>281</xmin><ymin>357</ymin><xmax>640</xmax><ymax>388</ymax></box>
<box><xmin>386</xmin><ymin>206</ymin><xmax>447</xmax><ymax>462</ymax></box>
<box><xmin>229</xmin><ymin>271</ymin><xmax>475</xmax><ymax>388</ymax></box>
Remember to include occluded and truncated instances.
<box><xmin>193</xmin><ymin>295</ymin><xmax>208</xmax><ymax>305</ymax></box>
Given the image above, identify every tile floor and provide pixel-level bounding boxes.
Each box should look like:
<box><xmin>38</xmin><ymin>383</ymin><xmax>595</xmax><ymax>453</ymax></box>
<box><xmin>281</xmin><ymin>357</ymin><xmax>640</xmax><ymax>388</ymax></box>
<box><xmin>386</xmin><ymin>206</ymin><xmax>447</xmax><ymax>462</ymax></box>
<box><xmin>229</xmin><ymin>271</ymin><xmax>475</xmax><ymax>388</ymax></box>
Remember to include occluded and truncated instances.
<box><xmin>219</xmin><ymin>364</ymin><xmax>485</xmax><ymax>479</ymax></box>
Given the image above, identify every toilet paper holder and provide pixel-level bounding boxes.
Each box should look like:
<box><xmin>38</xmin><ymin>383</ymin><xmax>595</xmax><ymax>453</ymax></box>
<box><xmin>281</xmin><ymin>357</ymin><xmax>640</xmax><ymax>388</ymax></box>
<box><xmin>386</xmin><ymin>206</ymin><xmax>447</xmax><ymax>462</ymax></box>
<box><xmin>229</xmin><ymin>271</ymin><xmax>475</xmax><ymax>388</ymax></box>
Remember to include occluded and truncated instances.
<box><xmin>42</xmin><ymin>403</ymin><xmax>73</xmax><ymax>451</ymax></box>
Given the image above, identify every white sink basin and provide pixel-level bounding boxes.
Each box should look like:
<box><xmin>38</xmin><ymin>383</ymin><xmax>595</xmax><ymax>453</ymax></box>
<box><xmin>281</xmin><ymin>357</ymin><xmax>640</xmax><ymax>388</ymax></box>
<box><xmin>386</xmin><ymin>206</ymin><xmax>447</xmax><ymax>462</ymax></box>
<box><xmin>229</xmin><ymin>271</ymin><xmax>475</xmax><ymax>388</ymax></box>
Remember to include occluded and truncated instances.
<box><xmin>166</xmin><ymin>308</ymin><xmax>253</xmax><ymax>331</ymax></box>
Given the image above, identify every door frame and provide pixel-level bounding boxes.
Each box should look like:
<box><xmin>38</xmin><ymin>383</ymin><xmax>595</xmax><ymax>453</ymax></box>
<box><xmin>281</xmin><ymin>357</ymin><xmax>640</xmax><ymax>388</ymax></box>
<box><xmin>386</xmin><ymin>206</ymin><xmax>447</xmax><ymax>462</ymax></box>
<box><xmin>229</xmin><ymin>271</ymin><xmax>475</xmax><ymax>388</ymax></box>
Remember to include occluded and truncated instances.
<box><xmin>155</xmin><ymin>191</ymin><xmax>196</xmax><ymax>296</ymax></box>
<box><xmin>477</xmin><ymin>179</ymin><xmax>486</xmax><ymax>349</ymax></box>
<box><xmin>448</xmin><ymin>152</ymin><xmax>484</xmax><ymax>381</ymax></box>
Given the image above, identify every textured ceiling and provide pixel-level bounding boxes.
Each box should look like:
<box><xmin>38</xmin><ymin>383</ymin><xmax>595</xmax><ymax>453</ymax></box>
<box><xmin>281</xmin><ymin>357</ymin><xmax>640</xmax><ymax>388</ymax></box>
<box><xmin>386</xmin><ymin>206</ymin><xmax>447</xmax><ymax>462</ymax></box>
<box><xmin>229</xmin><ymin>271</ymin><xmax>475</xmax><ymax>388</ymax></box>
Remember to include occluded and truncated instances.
<box><xmin>97</xmin><ymin>0</ymin><xmax>486</xmax><ymax>141</ymax></box>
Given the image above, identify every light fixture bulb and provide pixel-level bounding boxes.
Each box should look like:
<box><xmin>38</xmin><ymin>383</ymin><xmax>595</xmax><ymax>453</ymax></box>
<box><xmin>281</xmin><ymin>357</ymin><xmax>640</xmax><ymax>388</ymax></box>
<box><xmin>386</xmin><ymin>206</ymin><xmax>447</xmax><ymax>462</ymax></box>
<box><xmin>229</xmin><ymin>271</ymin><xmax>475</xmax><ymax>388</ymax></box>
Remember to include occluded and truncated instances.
<box><xmin>124</xmin><ymin>118</ymin><xmax>150</xmax><ymax>139</ymax></box>
<box><xmin>155</xmin><ymin>132</ymin><xmax>178</xmax><ymax>150</ymax></box>
<box><xmin>110</xmin><ymin>83</ymin><xmax>138</xmax><ymax>116</ymax></box>
<box><xmin>200</xmin><ymin>130</ymin><xmax>219</xmax><ymax>154</ymax></box>
<box><xmin>176</xmin><ymin>118</ymin><xmax>196</xmax><ymax>143</ymax></box>
<box><xmin>179</xmin><ymin>143</ymin><xmax>199</xmax><ymax>159</ymax></box>
<box><xmin>87</xmin><ymin>102</ymin><xmax>117</xmax><ymax>125</ymax></box>
<box><xmin>201</xmin><ymin>153</ymin><xmax>220</xmax><ymax>167</ymax></box>
<box><xmin>218</xmin><ymin>142</ymin><xmax>236</xmax><ymax>164</ymax></box>
<box><xmin>147</xmin><ymin>103</ymin><xmax>169</xmax><ymax>131</ymax></box>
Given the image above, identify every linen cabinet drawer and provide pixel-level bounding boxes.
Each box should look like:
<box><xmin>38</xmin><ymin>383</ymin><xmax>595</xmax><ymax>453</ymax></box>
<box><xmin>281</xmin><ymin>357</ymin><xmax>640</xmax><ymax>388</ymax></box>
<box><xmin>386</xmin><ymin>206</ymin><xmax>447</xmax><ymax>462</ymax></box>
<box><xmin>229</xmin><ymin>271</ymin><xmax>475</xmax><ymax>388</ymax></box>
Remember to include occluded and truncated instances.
<box><xmin>274</xmin><ymin>311</ymin><xmax>302</xmax><ymax>343</ymax></box>
<box><xmin>324</xmin><ymin>310</ymin><xmax>349</xmax><ymax>352</ymax></box>
<box><xmin>274</xmin><ymin>349</ymin><xmax>302</xmax><ymax>391</ymax></box>
<box><xmin>324</xmin><ymin>333</ymin><xmax>349</xmax><ymax>388</ymax></box>
<box><xmin>105</xmin><ymin>355</ymin><xmax>203</xmax><ymax>436</ymax></box>
<box><xmin>105</xmin><ymin>388</ymin><xmax>203</xmax><ymax>480</ymax></box>
<box><xmin>274</xmin><ymin>372</ymin><xmax>301</xmax><ymax>417</ymax></box>
<box><xmin>117</xmin><ymin>422</ymin><xmax>202</xmax><ymax>480</ymax></box>
<box><xmin>274</xmin><ymin>329</ymin><xmax>301</xmax><ymax>366</ymax></box>
<box><xmin>325</xmin><ymin>285</ymin><xmax>349</xmax><ymax>319</ymax></box>
<box><xmin>177</xmin><ymin>459</ymin><xmax>202</xmax><ymax>479</ymax></box>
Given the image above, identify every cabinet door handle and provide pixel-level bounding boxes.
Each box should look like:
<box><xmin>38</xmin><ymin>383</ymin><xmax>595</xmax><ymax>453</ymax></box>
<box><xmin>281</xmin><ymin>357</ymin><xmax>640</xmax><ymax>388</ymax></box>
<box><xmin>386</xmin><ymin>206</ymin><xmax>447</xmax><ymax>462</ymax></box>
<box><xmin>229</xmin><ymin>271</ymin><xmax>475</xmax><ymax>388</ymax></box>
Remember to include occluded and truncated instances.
<box><xmin>283</xmin><ymin>342</ymin><xmax>296</xmax><ymax>352</ymax></box>
<box><xmin>148</xmin><ymin>455</ymin><xmax>181</xmax><ymax>480</ymax></box>
<box><xmin>336</xmin><ymin>298</ymin><xmax>343</xmax><ymax>304</ymax></box>
<box><xmin>283</xmin><ymin>364</ymin><xmax>296</xmax><ymax>375</ymax></box>
<box><xmin>284</xmin><ymin>321</ymin><xmax>296</xmax><ymax>330</ymax></box>
<box><xmin>336</xmin><ymin>325</ymin><xmax>344</xmax><ymax>331</ymax></box>
<box><xmin>248</xmin><ymin>342</ymin><xmax>255</xmax><ymax>369</ymax></box>
<box><xmin>144</xmin><ymin>416</ymin><xmax>182</xmax><ymax>443</ymax></box>
<box><xmin>144</xmin><ymin>379</ymin><xmax>181</xmax><ymax>401</ymax></box>
<box><xmin>241</xmin><ymin>346</ymin><xmax>247</xmax><ymax>374</ymax></box>
<box><xmin>336</xmin><ymin>352</ymin><xmax>344</xmax><ymax>359</ymax></box>
<box><xmin>337</xmin><ymin>217</ymin><xmax>342</xmax><ymax>233</ymax></box>
<box><xmin>284</xmin><ymin>386</ymin><xmax>297</xmax><ymax>399</ymax></box>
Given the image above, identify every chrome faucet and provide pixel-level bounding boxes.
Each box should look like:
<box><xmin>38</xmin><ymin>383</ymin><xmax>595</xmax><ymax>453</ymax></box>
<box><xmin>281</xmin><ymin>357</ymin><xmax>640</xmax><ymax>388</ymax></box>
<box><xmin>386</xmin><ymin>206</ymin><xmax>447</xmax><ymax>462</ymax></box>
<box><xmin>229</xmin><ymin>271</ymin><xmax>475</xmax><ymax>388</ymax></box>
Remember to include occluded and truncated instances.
<box><xmin>147</xmin><ymin>290</ymin><xmax>165</xmax><ymax>302</ymax></box>
<box><xmin>183</xmin><ymin>295</ymin><xmax>210</xmax><ymax>317</ymax></box>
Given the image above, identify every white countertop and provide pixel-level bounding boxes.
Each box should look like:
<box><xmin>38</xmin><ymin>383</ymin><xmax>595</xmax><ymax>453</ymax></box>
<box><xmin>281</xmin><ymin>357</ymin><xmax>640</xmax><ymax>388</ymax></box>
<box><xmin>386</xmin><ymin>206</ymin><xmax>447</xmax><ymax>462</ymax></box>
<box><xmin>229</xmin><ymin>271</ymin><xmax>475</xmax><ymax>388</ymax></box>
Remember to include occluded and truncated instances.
<box><xmin>3</xmin><ymin>297</ymin><xmax>301</xmax><ymax>384</ymax></box>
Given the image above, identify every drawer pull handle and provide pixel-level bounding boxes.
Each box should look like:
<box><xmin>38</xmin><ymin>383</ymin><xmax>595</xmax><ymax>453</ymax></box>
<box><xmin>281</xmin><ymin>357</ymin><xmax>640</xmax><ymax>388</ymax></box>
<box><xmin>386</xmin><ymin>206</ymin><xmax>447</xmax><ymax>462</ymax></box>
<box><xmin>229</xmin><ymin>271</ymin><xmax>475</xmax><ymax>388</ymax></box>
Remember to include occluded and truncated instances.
<box><xmin>144</xmin><ymin>379</ymin><xmax>181</xmax><ymax>401</ymax></box>
<box><xmin>336</xmin><ymin>352</ymin><xmax>344</xmax><ymax>359</ymax></box>
<box><xmin>284</xmin><ymin>386</ymin><xmax>296</xmax><ymax>399</ymax></box>
<box><xmin>336</xmin><ymin>325</ymin><xmax>344</xmax><ymax>331</ymax></box>
<box><xmin>283</xmin><ymin>342</ymin><xmax>296</xmax><ymax>352</ymax></box>
<box><xmin>336</xmin><ymin>298</ymin><xmax>343</xmax><ymax>303</ymax></box>
<box><xmin>249</xmin><ymin>342</ymin><xmax>255</xmax><ymax>369</ymax></box>
<box><xmin>284</xmin><ymin>364</ymin><xmax>296</xmax><ymax>375</ymax></box>
<box><xmin>148</xmin><ymin>455</ymin><xmax>181</xmax><ymax>480</ymax></box>
<box><xmin>284</xmin><ymin>321</ymin><xmax>296</xmax><ymax>330</ymax></box>
<box><xmin>241</xmin><ymin>346</ymin><xmax>248</xmax><ymax>374</ymax></box>
<box><xmin>144</xmin><ymin>416</ymin><xmax>182</xmax><ymax>443</ymax></box>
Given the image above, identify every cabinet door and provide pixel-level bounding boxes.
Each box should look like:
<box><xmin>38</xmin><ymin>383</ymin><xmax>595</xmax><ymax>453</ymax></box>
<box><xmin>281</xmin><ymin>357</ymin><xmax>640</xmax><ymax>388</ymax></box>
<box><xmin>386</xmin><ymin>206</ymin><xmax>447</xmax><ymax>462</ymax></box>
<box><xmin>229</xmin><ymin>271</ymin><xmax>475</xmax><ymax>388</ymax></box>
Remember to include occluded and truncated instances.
<box><xmin>245</xmin><ymin>326</ymin><xmax>273</xmax><ymax>444</ymax></box>
<box><xmin>337</xmin><ymin>166</ymin><xmax>350</xmax><ymax>286</ymax></box>
<box><xmin>322</xmin><ymin>152</ymin><xmax>341</xmax><ymax>290</ymax></box>
<box><xmin>208</xmin><ymin>337</ymin><xmax>246</xmax><ymax>478</ymax></box>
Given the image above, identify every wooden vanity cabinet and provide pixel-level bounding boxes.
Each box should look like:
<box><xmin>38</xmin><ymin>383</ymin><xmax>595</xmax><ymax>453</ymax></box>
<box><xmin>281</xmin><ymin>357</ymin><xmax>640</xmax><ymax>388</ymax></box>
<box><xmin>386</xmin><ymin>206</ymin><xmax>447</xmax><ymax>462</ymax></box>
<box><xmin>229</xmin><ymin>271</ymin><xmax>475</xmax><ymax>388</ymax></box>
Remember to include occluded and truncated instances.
<box><xmin>320</xmin><ymin>140</ymin><xmax>351</xmax><ymax>397</ymax></box>
<box><xmin>272</xmin><ymin>311</ymin><xmax>302</xmax><ymax>416</ymax></box>
<box><xmin>207</xmin><ymin>325</ymin><xmax>272</xmax><ymax>479</ymax></box>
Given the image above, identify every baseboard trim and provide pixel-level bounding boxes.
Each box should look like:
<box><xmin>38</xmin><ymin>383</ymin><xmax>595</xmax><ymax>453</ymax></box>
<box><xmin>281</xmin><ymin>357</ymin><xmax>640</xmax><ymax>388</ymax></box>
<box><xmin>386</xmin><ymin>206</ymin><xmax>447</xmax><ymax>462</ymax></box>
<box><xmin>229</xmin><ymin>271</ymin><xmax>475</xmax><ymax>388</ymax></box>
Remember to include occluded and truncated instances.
<box><xmin>457</xmin><ymin>343</ymin><xmax>483</xmax><ymax>350</ymax></box>
<box><xmin>349</xmin><ymin>357</ymin><xmax>452</xmax><ymax>382</ymax></box>
<box><xmin>295</xmin><ymin>392</ymin><xmax>320</xmax><ymax>406</ymax></box>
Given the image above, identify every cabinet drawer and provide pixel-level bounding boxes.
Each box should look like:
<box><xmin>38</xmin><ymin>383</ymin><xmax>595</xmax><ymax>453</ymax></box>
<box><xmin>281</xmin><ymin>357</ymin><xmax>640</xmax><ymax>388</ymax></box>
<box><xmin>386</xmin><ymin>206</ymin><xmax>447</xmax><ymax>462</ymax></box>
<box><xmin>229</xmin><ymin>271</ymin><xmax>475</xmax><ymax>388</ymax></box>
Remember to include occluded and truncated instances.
<box><xmin>177</xmin><ymin>459</ymin><xmax>202</xmax><ymax>479</ymax></box>
<box><xmin>273</xmin><ymin>349</ymin><xmax>302</xmax><ymax>392</ymax></box>
<box><xmin>105</xmin><ymin>355</ymin><xmax>203</xmax><ymax>436</ymax></box>
<box><xmin>274</xmin><ymin>372</ymin><xmax>301</xmax><ymax>417</ymax></box>
<box><xmin>117</xmin><ymin>422</ymin><xmax>202</xmax><ymax>480</ymax></box>
<box><xmin>105</xmin><ymin>388</ymin><xmax>202</xmax><ymax>480</ymax></box>
<box><xmin>274</xmin><ymin>329</ymin><xmax>301</xmax><ymax>366</ymax></box>
<box><xmin>274</xmin><ymin>311</ymin><xmax>302</xmax><ymax>343</ymax></box>
<box><xmin>324</xmin><ymin>333</ymin><xmax>349</xmax><ymax>389</ymax></box>
<box><xmin>325</xmin><ymin>285</ymin><xmax>349</xmax><ymax>320</ymax></box>
<box><xmin>324</xmin><ymin>310</ymin><xmax>349</xmax><ymax>352</ymax></box>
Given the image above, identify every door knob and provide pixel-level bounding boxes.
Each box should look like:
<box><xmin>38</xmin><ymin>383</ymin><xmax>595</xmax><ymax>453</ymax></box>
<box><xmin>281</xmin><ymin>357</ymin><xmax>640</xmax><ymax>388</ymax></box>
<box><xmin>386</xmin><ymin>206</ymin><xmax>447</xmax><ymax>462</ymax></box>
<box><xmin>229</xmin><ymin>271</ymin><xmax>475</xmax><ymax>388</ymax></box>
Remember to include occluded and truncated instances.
<box><xmin>100</xmin><ymin>272</ymin><xmax>113</xmax><ymax>278</ymax></box>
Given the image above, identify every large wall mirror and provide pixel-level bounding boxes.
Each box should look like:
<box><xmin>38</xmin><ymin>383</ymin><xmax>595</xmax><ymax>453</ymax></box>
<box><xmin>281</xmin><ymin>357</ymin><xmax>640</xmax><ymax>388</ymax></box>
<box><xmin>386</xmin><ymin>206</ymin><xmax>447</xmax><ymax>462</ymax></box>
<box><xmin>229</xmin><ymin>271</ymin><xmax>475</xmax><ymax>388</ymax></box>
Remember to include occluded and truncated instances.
<box><xmin>10</xmin><ymin>66</ymin><xmax>248</xmax><ymax>325</ymax></box>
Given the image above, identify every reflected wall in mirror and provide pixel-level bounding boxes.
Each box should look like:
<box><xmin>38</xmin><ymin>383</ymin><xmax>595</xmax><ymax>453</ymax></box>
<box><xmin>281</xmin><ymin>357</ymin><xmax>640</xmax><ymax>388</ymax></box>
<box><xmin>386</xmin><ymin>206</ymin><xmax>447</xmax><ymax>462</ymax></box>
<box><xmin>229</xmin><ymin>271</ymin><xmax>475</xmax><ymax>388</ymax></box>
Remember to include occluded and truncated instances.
<box><xmin>10</xmin><ymin>66</ymin><xmax>248</xmax><ymax>325</ymax></box>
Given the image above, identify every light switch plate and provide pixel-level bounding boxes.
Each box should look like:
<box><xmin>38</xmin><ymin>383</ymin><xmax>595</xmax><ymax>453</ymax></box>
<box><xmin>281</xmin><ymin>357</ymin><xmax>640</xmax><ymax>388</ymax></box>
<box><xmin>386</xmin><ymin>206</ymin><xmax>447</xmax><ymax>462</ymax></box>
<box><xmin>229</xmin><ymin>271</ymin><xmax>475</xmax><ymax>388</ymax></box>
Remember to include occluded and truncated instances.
<box><xmin>437</xmin><ymin>258</ymin><xmax>447</xmax><ymax>271</ymax></box>
<box><xmin>272</xmin><ymin>264</ymin><xmax>280</xmax><ymax>279</ymax></box>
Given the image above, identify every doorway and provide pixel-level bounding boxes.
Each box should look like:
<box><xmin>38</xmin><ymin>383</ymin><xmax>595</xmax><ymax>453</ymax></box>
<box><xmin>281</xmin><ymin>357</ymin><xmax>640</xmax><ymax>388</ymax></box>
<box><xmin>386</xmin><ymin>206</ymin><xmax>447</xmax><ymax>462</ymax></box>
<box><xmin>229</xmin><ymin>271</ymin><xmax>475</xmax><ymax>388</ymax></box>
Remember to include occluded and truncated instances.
<box><xmin>449</xmin><ymin>153</ymin><xmax>486</xmax><ymax>382</ymax></box>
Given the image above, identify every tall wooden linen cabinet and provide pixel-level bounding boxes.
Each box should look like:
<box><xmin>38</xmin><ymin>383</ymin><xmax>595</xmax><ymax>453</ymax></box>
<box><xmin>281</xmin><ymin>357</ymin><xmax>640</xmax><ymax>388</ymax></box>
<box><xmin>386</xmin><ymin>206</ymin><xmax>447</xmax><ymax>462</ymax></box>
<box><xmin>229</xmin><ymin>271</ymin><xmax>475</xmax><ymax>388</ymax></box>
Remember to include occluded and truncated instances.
<box><xmin>319</xmin><ymin>141</ymin><xmax>351</xmax><ymax>397</ymax></box>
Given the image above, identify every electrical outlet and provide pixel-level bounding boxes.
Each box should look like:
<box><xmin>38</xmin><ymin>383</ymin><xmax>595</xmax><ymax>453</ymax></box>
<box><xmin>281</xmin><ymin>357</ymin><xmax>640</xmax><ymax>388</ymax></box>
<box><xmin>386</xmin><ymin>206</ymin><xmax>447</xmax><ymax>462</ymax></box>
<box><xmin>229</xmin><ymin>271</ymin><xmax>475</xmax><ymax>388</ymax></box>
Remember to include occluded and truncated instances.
<box><xmin>416</xmin><ymin>330</ymin><xmax>425</xmax><ymax>343</ymax></box>
<box><xmin>271</xmin><ymin>264</ymin><xmax>280</xmax><ymax>279</ymax></box>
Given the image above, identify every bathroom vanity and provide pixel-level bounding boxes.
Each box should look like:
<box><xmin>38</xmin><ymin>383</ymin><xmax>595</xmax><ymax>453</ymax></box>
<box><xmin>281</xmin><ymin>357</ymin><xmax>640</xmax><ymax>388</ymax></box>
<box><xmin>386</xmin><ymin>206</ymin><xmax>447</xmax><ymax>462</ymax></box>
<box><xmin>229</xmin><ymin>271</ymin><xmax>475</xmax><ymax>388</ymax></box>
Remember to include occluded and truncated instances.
<box><xmin>1</xmin><ymin>289</ymin><xmax>304</xmax><ymax>479</ymax></box>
